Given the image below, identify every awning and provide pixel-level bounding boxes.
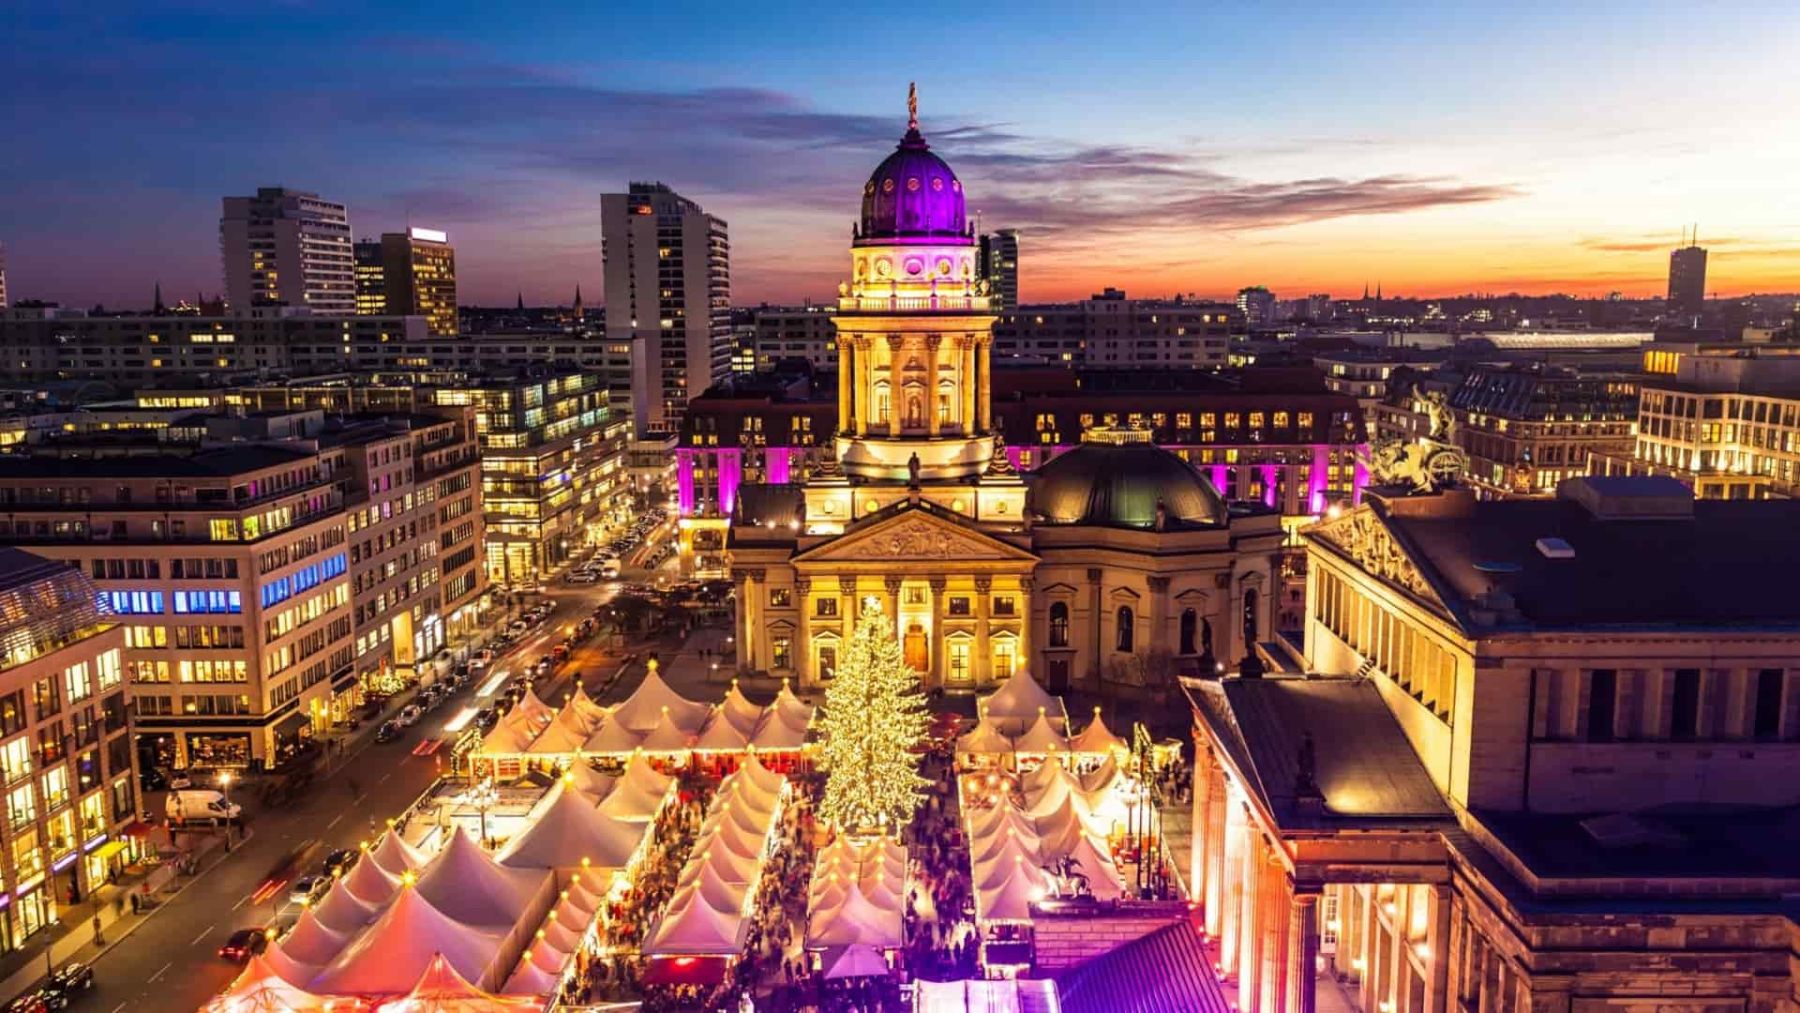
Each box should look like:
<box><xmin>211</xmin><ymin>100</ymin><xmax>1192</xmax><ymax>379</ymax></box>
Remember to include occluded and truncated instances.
<box><xmin>120</xmin><ymin>820</ymin><xmax>154</xmax><ymax>839</ymax></box>
<box><xmin>91</xmin><ymin>840</ymin><xmax>130</xmax><ymax>861</ymax></box>
<box><xmin>273</xmin><ymin>710</ymin><xmax>311</xmax><ymax>737</ymax></box>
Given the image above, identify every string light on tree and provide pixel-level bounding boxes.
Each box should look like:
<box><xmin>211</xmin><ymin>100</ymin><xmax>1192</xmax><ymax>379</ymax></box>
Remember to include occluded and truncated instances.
<box><xmin>816</xmin><ymin>600</ymin><xmax>931</xmax><ymax>835</ymax></box>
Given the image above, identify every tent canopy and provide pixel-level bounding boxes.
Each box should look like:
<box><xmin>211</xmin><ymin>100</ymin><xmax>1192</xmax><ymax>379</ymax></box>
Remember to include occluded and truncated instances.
<box><xmin>310</xmin><ymin>887</ymin><xmax>505</xmax><ymax>996</ymax></box>
<box><xmin>1013</xmin><ymin>709</ymin><xmax>1069</xmax><ymax>755</ymax></box>
<box><xmin>955</xmin><ymin>717</ymin><xmax>1014</xmax><ymax>754</ymax></box>
<box><xmin>415</xmin><ymin>828</ymin><xmax>551</xmax><ymax>929</ymax></box>
<box><xmin>495</xmin><ymin>783</ymin><xmax>648</xmax><ymax>872</ymax></box>
<box><xmin>1070</xmin><ymin>708</ymin><xmax>1128</xmax><ymax>755</ymax></box>
<box><xmin>381</xmin><ymin>952</ymin><xmax>545</xmax><ymax>1013</ymax></box>
<box><xmin>369</xmin><ymin>831</ymin><xmax>432</xmax><ymax>878</ymax></box>
<box><xmin>610</xmin><ymin>666</ymin><xmax>711</xmax><ymax>734</ymax></box>
<box><xmin>980</xmin><ymin>674</ymin><xmax>1063</xmax><ymax>737</ymax></box>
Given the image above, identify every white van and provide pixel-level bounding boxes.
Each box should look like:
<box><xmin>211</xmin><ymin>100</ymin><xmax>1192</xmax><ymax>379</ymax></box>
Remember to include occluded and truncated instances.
<box><xmin>165</xmin><ymin>789</ymin><xmax>242</xmax><ymax>825</ymax></box>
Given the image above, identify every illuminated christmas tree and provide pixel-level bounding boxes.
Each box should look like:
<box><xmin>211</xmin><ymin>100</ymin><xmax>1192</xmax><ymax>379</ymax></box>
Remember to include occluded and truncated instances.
<box><xmin>817</xmin><ymin>602</ymin><xmax>931</xmax><ymax>834</ymax></box>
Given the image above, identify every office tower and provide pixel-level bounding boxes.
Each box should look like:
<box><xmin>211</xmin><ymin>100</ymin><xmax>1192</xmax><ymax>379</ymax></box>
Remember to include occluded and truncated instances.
<box><xmin>0</xmin><ymin>243</ymin><xmax>7</xmax><ymax>309</ymax></box>
<box><xmin>353</xmin><ymin>240</ymin><xmax>387</xmax><ymax>315</ymax></box>
<box><xmin>978</xmin><ymin>229</ymin><xmax>1020</xmax><ymax>310</ymax></box>
<box><xmin>1667</xmin><ymin>236</ymin><xmax>1708</xmax><ymax>321</ymax></box>
<box><xmin>1237</xmin><ymin>284</ymin><xmax>1277</xmax><ymax>328</ymax></box>
<box><xmin>601</xmin><ymin>182</ymin><xmax>732</xmax><ymax>435</ymax></box>
<box><xmin>378</xmin><ymin>228</ymin><xmax>457</xmax><ymax>336</ymax></box>
<box><xmin>220</xmin><ymin>187</ymin><xmax>355</xmax><ymax>314</ymax></box>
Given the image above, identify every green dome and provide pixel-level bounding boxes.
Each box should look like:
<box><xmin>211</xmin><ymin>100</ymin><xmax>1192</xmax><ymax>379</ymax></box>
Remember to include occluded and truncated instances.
<box><xmin>1028</xmin><ymin>441</ymin><xmax>1227</xmax><ymax>529</ymax></box>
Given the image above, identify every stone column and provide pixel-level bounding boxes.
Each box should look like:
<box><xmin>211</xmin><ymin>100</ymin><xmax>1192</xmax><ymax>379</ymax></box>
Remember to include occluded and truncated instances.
<box><xmin>854</xmin><ymin>338</ymin><xmax>871</xmax><ymax>437</ymax></box>
<box><xmin>1238</xmin><ymin>832</ymin><xmax>1264</xmax><ymax>1013</ymax></box>
<box><xmin>925</xmin><ymin>335</ymin><xmax>942</xmax><ymax>437</ymax></box>
<box><xmin>1219</xmin><ymin>797</ymin><xmax>1245</xmax><ymax>972</ymax></box>
<box><xmin>977</xmin><ymin>337</ymin><xmax>992</xmax><ymax>432</ymax></box>
<box><xmin>1287</xmin><ymin>887</ymin><xmax>1321</xmax><ymax>1013</ymax></box>
<box><xmin>1424</xmin><ymin>885</ymin><xmax>1452</xmax><ymax>1013</ymax></box>
<box><xmin>884</xmin><ymin>575</ymin><xmax>903</xmax><ymax>638</ymax></box>
<box><xmin>1261</xmin><ymin>854</ymin><xmax>1288</xmax><ymax>1013</ymax></box>
<box><xmin>961</xmin><ymin>337</ymin><xmax>977</xmax><ymax>433</ymax></box>
<box><xmin>837</xmin><ymin>340</ymin><xmax>853</xmax><ymax>435</ymax></box>
<box><xmin>928</xmin><ymin>577</ymin><xmax>946</xmax><ymax>690</ymax></box>
<box><xmin>796</xmin><ymin>576</ymin><xmax>813</xmax><ymax>687</ymax></box>
<box><xmin>840</xmin><ymin>576</ymin><xmax>860</xmax><ymax>631</ymax></box>
<box><xmin>1189</xmin><ymin>731</ymin><xmax>1208</xmax><ymax>901</ymax></box>
<box><xmin>886</xmin><ymin>336</ymin><xmax>904</xmax><ymax>438</ymax></box>
<box><xmin>1016</xmin><ymin>575</ymin><xmax>1032</xmax><ymax>661</ymax></box>
<box><xmin>733</xmin><ymin>569</ymin><xmax>754</xmax><ymax>674</ymax></box>
<box><xmin>975</xmin><ymin>576</ymin><xmax>993</xmax><ymax>687</ymax></box>
<box><xmin>1203</xmin><ymin>760</ymin><xmax>1227</xmax><ymax>938</ymax></box>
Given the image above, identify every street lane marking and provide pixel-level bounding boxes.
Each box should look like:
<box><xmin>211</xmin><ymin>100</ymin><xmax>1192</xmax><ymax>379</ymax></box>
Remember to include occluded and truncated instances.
<box><xmin>110</xmin><ymin>1003</ymin><xmax>127</xmax><ymax>1013</ymax></box>
<box><xmin>190</xmin><ymin>924</ymin><xmax>214</xmax><ymax>946</ymax></box>
<box><xmin>378</xmin><ymin>772</ymin><xmax>391</xmax><ymax>784</ymax></box>
<box><xmin>326</xmin><ymin>813</ymin><xmax>343</xmax><ymax>829</ymax></box>
<box><xmin>148</xmin><ymin>961</ymin><xmax>172</xmax><ymax>983</ymax></box>
<box><xmin>230</xmin><ymin>893</ymin><xmax>249</xmax><ymax>911</ymax></box>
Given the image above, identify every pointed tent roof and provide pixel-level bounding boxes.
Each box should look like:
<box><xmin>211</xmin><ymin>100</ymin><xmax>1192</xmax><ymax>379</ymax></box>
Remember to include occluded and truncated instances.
<box><xmin>312</xmin><ymin>877</ymin><xmax>382</xmax><ymax>934</ymax></box>
<box><xmin>1033</xmin><ymin>798</ymin><xmax>1096</xmax><ymax>861</ymax></box>
<box><xmin>1079</xmin><ymin>754</ymin><xmax>1120</xmax><ymax>794</ymax></box>
<box><xmin>567</xmin><ymin>684</ymin><xmax>611</xmax><ymax>730</ymax></box>
<box><xmin>415</xmin><ymin>827</ymin><xmax>550</xmax><ymax>929</ymax></box>
<box><xmin>955</xmin><ymin>717</ymin><xmax>1014</xmax><ymax>754</ymax></box>
<box><xmin>369</xmin><ymin>831</ymin><xmax>432</xmax><ymax>878</ymax></box>
<box><xmin>693</xmin><ymin>713</ymin><xmax>749</xmax><ymax>751</ymax></box>
<box><xmin>560</xmin><ymin>762</ymin><xmax>617</xmax><ymax>803</ymax></box>
<box><xmin>1013</xmin><ymin>708</ymin><xmax>1069</xmax><ymax>754</ymax></box>
<box><xmin>206</xmin><ymin>954</ymin><xmax>340</xmax><ymax>1013</ymax></box>
<box><xmin>683</xmin><ymin>831</ymin><xmax>762</xmax><ymax>884</ymax></box>
<box><xmin>969</xmin><ymin>802</ymin><xmax>1039</xmax><ymax>846</ymax></box>
<box><xmin>981</xmin><ymin>674</ymin><xmax>1061</xmax><ymax>736</ymax></box>
<box><xmin>809</xmin><ymin>881</ymin><xmax>903</xmax><ymax>949</ymax></box>
<box><xmin>645</xmin><ymin>891</ymin><xmax>744</xmax><ymax>955</ymax></box>
<box><xmin>684</xmin><ymin>857</ymin><xmax>751</xmax><ymax>915</ymax></box>
<box><xmin>596</xmin><ymin>770</ymin><xmax>668</xmax><ymax>822</ymax></box>
<box><xmin>500</xmin><ymin>956</ymin><xmax>560</xmax><ymax>997</ymax></box>
<box><xmin>622</xmin><ymin>751</ymin><xmax>674</xmax><ymax>795</ymax></box>
<box><xmin>972</xmin><ymin>826</ymin><xmax>1041</xmax><ymax>875</ymax></box>
<box><xmin>481</xmin><ymin>714</ymin><xmax>537</xmax><ymax>755</ymax></box>
<box><xmin>1064</xmin><ymin>832</ymin><xmax>1125</xmax><ymax>901</ymax></box>
<box><xmin>719</xmin><ymin>681</ymin><xmax>766</xmax><ymax>736</ymax></box>
<box><xmin>278</xmin><ymin>909</ymin><xmax>351</xmax><ymax>967</ymax></box>
<box><xmin>580</xmin><ymin>718</ymin><xmax>643</xmax><ymax>754</ymax></box>
<box><xmin>638</xmin><ymin>710</ymin><xmax>694</xmax><ymax>751</ymax></box>
<box><xmin>1022</xmin><ymin>753</ymin><xmax>1070</xmax><ymax>799</ymax></box>
<box><xmin>751</xmin><ymin>711</ymin><xmax>810</xmax><ymax>750</ymax></box>
<box><xmin>738</xmin><ymin>751</ymin><xmax>786</xmax><ymax>795</ymax></box>
<box><xmin>309</xmin><ymin>886</ymin><xmax>505</xmax><ymax>996</ymax></box>
<box><xmin>772</xmin><ymin>681</ymin><xmax>815</xmax><ymax>729</ymax></box>
<box><xmin>820</xmin><ymin>943</ymin><xmax>890</xmax><ymax>980</ymax></box>
<box><xmin>381</xmin><ymin>953</ymin><xmax>545</xmax><ymax>1013</ymax></box>
<box><xmin>263</xmin><ymin>939</ymin><xmax>325</xmax><ymax>991</ymax></box>
<box><xmin>610</xmin><ymin>664</ymin><xmax>710</xmax><ymax>734</ymax></box>
<box><xmin>526</xmin><ymin>705</ymin><xmax>590</xmax><ymax>754</ymax></box>
<box><xmin>1071</xmin><ymin>708</ymin><xmax>1128</xmax><ymax>755</ymax></box>
<box><xmin>511</xmin><ymin>687</ymin><xmax>557</xmax><ymax>732</ymax></box>
<box><xmin>974</xmin><ymin>858</ymin><xmax>1049</xmax><ymax>923</ymax></box>
<box><xmin>496</xmin><ymin>783</ymin><xmax>647</xmax><ymax>872</ymax></box>
<box><xmin>340</xmin><ymin>849</ymin><xmax>403</xmax><ymax>906</ymax></box>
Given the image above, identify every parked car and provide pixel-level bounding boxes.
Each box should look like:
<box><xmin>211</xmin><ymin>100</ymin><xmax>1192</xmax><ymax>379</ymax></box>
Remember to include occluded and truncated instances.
<box><xmin>374</xmin><ymin>720</ymin><xmax>403</xmax><ymax>744</ymax></box>
<box><xmin>42</xmin><ymin>963</ymin><xmax>93</xmax><ymax>1008</ymax></box>
<box><xmin>4</xmin><ymin>993</ymin><xmax>48</xmax><ymax>1013</ymax></box>
<box><xmin>568</xmin><ymin>571</ymin><xmax>599</xmax><ymax>584</ymax></box>
<box><xmin>395</xmin><ymin>704</ymin><xmax>424</xmax><ymax>727</ymax></box>
<box><xmin>322</xmin><ymin>848</ymin><xmax>359</xmax><ymax>877</ymax></box>
<box><xmin>140</xmin><ymin>766</ymin><xmax>170</xmax><ymax>792</ymax></box>
<box><xmin>470</xmin><ymin>649</ymin><xmax>494</xmax><ymax>670</ymax></box>
<box><xmin>217</xmin><ymin>927</ymin><xmax>269</xmax><ymax>962</ymax></box>
<box><xmin>289</xmin><ymin>875</ymin><xmax>329</xmax><ymax>907</ymax></box>
<box><xmin>165</xmin><ymin>789</ymin><xmax>240</xmax><ymax>826</ymax></box>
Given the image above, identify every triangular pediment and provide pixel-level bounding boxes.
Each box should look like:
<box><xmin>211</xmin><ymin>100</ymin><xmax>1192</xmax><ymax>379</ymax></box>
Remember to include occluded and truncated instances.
<box><xmin>1307</xmin><ymin>505</ymin><xmax>1451</xmax><ymax>617</ymax></box>
<box><xmin>795</xmin><ymin>504</ymin><xmax>1037</xmax><ymax>566</ymax></box>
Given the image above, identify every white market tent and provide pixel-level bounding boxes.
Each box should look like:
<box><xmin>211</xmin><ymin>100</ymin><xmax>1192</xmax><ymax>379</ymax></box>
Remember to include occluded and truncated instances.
<box><xmin>559</xmin><ymin>762</ymin><xmax>617</xmax><ymax>802</ymax></box>
<box><xmin>369</xmin><ymin>830</ymin><xmax>433</xmax><ymax>877</ymax></box>
<box><xmin>608</xmin><ymin>666</ymin><xmax>711</xmax><ymax>735</ymax></box>
<box><xmin>978</xmin><ymin>674</ymin><xmax>1065</xmax><ymax>737</ymax></box>
<box><xmin>718</xmin><ymin>681</ymin><xmax>766</xmax><ymax>736</ymax></box>
<box><xmin>379</xmin><ymin>952</ymin><xmax>546</xmax><ymax>1013</ymax></box>
<box><xmin>277</xmin><ymin>910</ymin><xmax>350</xmax><ymax>967</ymax></box>
<box><xmin>495</xmin><ymin>782</ymin><xmax>651</xmax><ymax>873</ymax></box>
<box><xmin>1012</xmin><ymin>709</ymin><xmax>1069</xmax><ymax>755</ymax></box>
<box><xmin>807</xmin><ymin>880</ymin><xmax>902</xmax><ymax>949</ymax></box>
<box><xmin>415</xmin><ymin>828</ymin><xmax>554</xmax><ymax>931</ymax></box>
<box><xmin>204</xmin><ymin>954</ymin><xmax>345</xmax><ymax>1013</ymax></box>
<box><xmin>309</xmin><ymin>886</ymin><xmax>507</xmax><ymax>995</ymax></box>
<box><xmin>955</xmin><ymin>716</ymin><xmax>1015</xmax><ymax>755</ymax></box>
<box><xmin>1069</xmin><ymin>707</ymin><xmax>1128</xmax><ymax>756</ymax></box>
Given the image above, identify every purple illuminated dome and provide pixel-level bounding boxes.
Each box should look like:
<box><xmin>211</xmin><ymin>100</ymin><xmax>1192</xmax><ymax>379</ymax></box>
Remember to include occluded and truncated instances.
<box><xmin>857</xmin><ymin>85</ymin><xmax>968</xmax><ymax>244</ymax></box>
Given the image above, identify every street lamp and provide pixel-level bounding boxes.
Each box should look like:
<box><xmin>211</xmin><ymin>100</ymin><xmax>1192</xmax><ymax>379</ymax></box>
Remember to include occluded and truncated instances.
<box><xmin>463</xmin><ymin>779</ymin><xmax>500</xmax><ymax>848</ymax></box>
<box><xmin>218</xmin><ymin>771</ymin><xmax>235</xmax><ymax>850</ymax></box>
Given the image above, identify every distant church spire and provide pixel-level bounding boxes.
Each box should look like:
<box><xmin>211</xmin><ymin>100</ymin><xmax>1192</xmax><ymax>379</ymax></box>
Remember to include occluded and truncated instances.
<box><xmin>1362</xmin><ymin>282</ymin><xmax>1369</xmax><ymax>301</ymax></box>
<box><xmin>572</xmin><ymin>285</ymin><xmax>585</xmax><ymax>321</ymax></box>
<box><xmin>516</xmin><ymin>291</ymin><xmax>525</xmax><ymax>311</ymax></box>
<box><xmin>153</xmin><ymin>281</ymin><xmax>166</xmax><ymax>315</ymax></box>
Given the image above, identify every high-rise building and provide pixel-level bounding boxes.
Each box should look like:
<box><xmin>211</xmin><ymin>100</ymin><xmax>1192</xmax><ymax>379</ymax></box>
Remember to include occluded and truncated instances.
<box><xmin>978</xmin><ymin>229</ymin><xmax>1020</xmax><ymax>310</ymax></box>
<box><xmin>220</xmin><ymin>187</ymin><xmax>355</xmax><ymax>314</ymax></box>
<box><xmin>601</xmin><ymin>182</ymin><xmax>732</xmax><ymax>435</ymax></box>
<box><xmin>0</xmin><ymin>242</ymin><xmax>8</xmax><ymax>309</ymax></box>
<box><xmin>1237</xmin><ymin>284</ymin><xmax>1277</xmax><ymax>328</ymax></box>
<box><xmin>377</xmin><ymin>229</ymin><xmax>457</xmax><ymax>336</ymax></box>
<box><xmin>1667</xmin><ymin>238</ymin><xmax>1708</xmax><ymax>321</ymax></box>
<box><xmin>353</xmin><ymin>240</ymin><xmax>387</xmax><ymax>316</ymax></box>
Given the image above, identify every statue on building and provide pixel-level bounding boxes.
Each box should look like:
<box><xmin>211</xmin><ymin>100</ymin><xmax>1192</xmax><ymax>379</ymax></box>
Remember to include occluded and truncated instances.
<box><xmin>1363</xmin><ymin>389</ymin><xmax>1466</xmax><ymax>494</ymax></box>
<box><xmin>906</xmin><ymin>451</ymin><xmax>922</xmax><ymax>488</ymax></box>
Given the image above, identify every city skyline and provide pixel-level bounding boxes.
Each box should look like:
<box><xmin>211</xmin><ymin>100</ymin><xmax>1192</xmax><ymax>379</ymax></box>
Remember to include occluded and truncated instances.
<box><xmin>3</xmin><ymin>1</ymin><xmax>1798</xmax><ymax>309</ymax></box>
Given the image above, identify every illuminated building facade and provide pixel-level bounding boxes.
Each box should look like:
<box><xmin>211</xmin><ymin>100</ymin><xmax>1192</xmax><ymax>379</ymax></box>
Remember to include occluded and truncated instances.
<box><xmin>375</xmin><ymin>228</ymin><xmax>457</xmax><ymax>337</ymax></box>
<box><xmin>978</xmin><ymin>229</ymin><xmax>1019</xmax><ymax>311</ymax></box>
<box><xmin>725</xmin><ymin>91</ymin><xmax>1282</xmax><ymax>693</ymax></box>
<box><xmin>220</xmin><ymin>187</ymin><xmax>355</xmax><ymax>314</ymax></box>
<box><xmin>1445</xmin><ymin>365</ymin><xmax>1638</xmax><ymax>498</ymax></box>
<box><xmin>1186</xmin><ymin>477</ymin><xmax>1800</xmax><ymax>1013</ymax></box>
<box><xmin>353</xmin><ymin>240</ymin><xmax>387</xmax><ymax>316</ymax></box>
<box><xmin>1667</xmin><ymin>241</ymin><xmax>1708</xmax><ymax>321</ymax></box>
<box><xmin>0</xmin><ymin>550</ymin><xmax>140</xmax><ymax>955</ymax></box>
<box><xmin>990</xmin><ymin>289</ymin><xmax>1234</xmax><ymax>368</ymax></box>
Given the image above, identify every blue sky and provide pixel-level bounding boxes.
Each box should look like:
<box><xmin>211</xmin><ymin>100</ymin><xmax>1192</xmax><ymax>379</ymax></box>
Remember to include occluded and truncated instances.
<box><xmin>3</xmin><ymin>1</ymin><xmax>1797</xmax><ymax>307</ymax></box>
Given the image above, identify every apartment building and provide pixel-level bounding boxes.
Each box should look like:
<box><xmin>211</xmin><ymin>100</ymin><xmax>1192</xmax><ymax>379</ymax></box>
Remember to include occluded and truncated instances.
<box><xmin>0</xmin><ymin>549</ymin><xmax>139</xmax><ymax>954</ymax></box>
<box><xmin>745</xmin><ymin>305</ymin><xmax>838</xmax><ymax>371</ymax></box>
<box><xmin>990</xmin><ymin>290</ymin><xmax>1234</xmax><ymax>368</ymax></box>
<box><xmin>1447</xmin><ymin>364</ymin><xmax>1639</xmax><ymax>498</ymax></box>
<box><xmin>220</xmin><ymin>188</ymin><xmax>355</xmax><ymax>314</ymax></box>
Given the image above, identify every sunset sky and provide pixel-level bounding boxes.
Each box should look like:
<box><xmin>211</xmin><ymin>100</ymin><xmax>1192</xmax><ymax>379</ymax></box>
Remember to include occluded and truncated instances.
<box><xmin>3</xmin><ymin>1</ymin><xmax>1797</xmax><ymax>309</ymax></box>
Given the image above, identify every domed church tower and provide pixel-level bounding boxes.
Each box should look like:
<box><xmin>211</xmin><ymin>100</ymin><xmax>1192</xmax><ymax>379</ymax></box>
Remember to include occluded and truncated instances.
<box><xmin>832</xmin><ymin>84</ymin><xmax>999</xmax><ymax>484</ymax></box>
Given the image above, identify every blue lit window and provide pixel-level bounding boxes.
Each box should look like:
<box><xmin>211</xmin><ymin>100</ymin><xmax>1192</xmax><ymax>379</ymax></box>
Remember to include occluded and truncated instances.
<box><xmin>102</xmin><ymin>591</ymin><xmax>164</xmax><ymax>615</ymax></box>
<box><xmin>172</xmin><ymin>590</ymin><xmax>242</xmax><ymax>614</ymax></box>
<box><xmin>258</xmin><ymin>553</ymin><xmax>346</xmax><ymax>610</ymax></box>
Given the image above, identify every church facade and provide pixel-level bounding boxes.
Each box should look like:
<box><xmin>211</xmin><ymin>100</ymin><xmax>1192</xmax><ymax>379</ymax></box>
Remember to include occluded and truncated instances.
<box><xmin>726</xmin><ymin>91</ymin><xmax>1284</xmax><ymax>693</ymax></box>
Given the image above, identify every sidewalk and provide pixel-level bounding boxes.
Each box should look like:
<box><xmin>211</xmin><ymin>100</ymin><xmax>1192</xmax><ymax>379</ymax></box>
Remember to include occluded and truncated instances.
<box><xmin>0</xmin><ymin>831</ymin><xmax>230</xmax><ymax>1001</ymax></box>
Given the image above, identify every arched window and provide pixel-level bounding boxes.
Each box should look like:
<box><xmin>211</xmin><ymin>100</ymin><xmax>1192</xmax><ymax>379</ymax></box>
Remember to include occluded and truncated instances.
<box><xmin>1115</xmin><ymin>606</ymin><xmax>1135</xmax><ymax>653</ymax></box>
<box><xmin>1179</xmin><ymin>608</ymin><xmax>1198</xmax><ymax>655</ymax></box>
<box><xmin>1242</xmin><ymin>588</ymin><xmax>1259</xmax><ymax>649</ymax></box>
<box><xmin>1048</xmin><ymin>602</ymin><xmax>1069</xmax><ymax>648</ymax></box>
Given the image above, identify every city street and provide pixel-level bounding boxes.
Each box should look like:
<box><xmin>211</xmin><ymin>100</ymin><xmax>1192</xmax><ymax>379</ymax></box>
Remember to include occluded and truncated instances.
<box><xmin>70</xmin><ymin>585</ymin><xmax>626</xmax><ymax>1013</ymax></box>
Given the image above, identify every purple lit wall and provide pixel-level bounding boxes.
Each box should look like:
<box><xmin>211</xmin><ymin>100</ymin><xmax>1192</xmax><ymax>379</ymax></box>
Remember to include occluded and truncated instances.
<box><xmin>1210</xmin><ymin>464</ymin><xmax>1228</xmax><ymax>498</ymax></box>
<box><xmin>1260</xmin><ymin>463</ymin><xmax>1279</xmax><ymax>508</ymax></box>
<box><xmin>717</xmin><ymin>449</ymin><xmax>743</xmax><ymax>517</ymax></box>
<box><xmin>1353</xmin><ymin>453</ymin><xmax>1369</xmax><ymax>504</ymax></box>
<box><xmin>676</xmin><ymin>450</ymin><xmax>697</xmax><ymax>517</ymax></box>
<box><xmin>1309</xmin><ymin>445</ymin><xmax>1329</xmax><ymax>514</ymax></box>
<box><xmin>767</xmin><ymin>447</ymin><xmax>793</xmax><ymax>485</ymax></box>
